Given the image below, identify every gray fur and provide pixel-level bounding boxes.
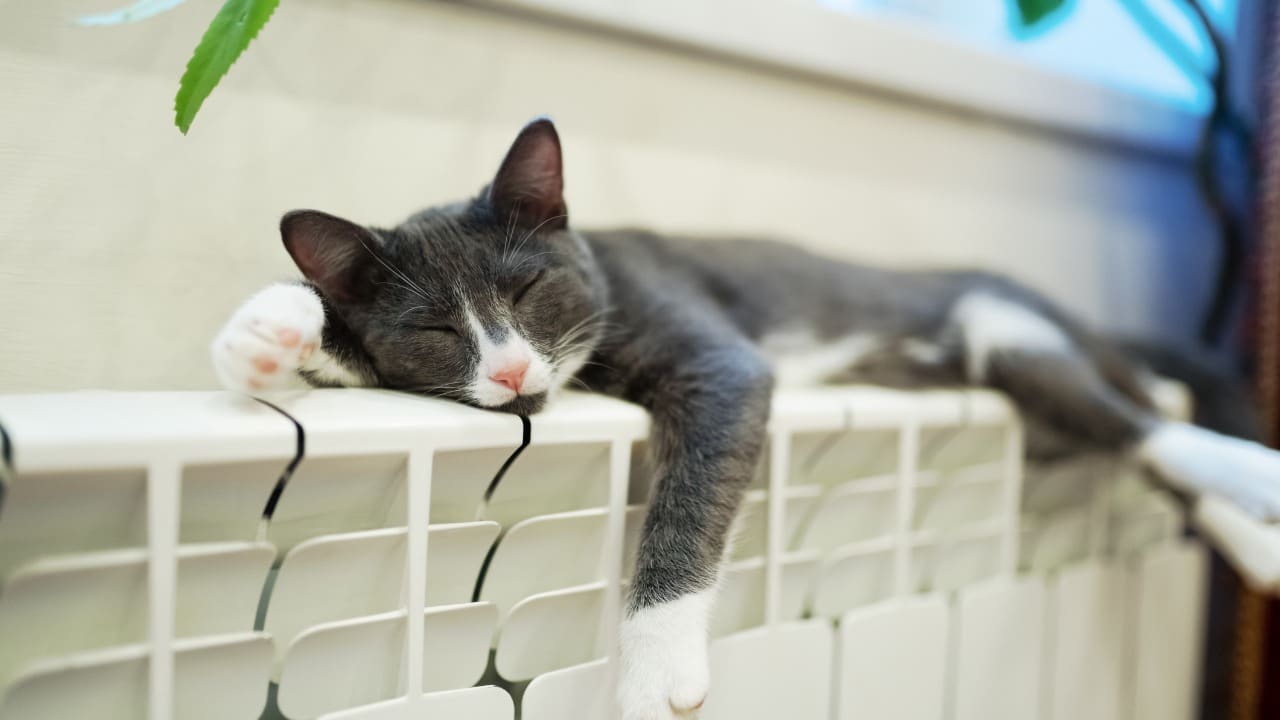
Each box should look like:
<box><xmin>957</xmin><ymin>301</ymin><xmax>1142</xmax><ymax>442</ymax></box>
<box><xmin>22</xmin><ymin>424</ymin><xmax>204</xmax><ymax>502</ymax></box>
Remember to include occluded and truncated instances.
<box><xmin>276</xmin><ymin>119</ymin><xmax>1169</xmax><ymax>614</ymax></box>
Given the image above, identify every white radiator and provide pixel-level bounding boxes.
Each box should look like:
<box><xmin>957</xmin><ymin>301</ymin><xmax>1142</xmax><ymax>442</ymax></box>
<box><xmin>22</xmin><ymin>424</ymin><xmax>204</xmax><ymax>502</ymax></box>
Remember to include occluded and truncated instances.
<box><xmin>0</xmin><ymin>387</ymin><xmax>1209</xmax><ymax>720</ymax></box>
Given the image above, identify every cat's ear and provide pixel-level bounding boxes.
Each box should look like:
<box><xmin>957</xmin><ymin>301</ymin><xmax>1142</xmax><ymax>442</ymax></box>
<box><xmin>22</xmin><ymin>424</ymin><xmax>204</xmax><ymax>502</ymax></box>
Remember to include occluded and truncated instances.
<box><xmin>488</xmin><ymin>118</ymin><xmax>567</xmax><ymax>230</ymax></box>
<box><xmin>281</xmin><ymin>210</ymin><xmax>382</xmax><ymax>304</ymax></box>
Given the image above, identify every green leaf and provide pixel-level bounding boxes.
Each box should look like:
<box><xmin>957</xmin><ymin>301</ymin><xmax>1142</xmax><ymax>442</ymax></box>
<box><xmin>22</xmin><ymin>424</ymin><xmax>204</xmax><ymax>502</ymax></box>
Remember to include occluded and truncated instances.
<box><xmin>77</xmin><ymin>0</ymin><xmax>191</xmax><ymax>26</ymax></box>
<box><xmin>174</xmin><ymin>0</ymin><xmax>280</xmax><ymax>134</ymax></box>
<box><xmin>1013</xmin><ymin>0</ymin><xmax>1068</xmax><ymax>28</ymax></box>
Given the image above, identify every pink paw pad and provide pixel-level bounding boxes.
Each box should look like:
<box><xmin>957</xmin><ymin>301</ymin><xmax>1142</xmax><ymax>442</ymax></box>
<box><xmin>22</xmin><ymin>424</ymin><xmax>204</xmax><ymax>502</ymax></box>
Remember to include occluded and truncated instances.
<box><xmin>253</xmin><ymin>356</ymin><xmax>279</xmax><ymax>374</ymax></box>
<box><xmin>277</xmin><ymin>328</ymin><xmax>302</xmax><ymax>348</ymax></box>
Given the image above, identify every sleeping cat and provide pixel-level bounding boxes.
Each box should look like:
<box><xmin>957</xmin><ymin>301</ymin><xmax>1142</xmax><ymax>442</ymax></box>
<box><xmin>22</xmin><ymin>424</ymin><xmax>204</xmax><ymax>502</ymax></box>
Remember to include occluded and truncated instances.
<box><xmin>212</xmin><ymin>118</ymin><xmax>1280</xmax><ymax>720</ymax></box>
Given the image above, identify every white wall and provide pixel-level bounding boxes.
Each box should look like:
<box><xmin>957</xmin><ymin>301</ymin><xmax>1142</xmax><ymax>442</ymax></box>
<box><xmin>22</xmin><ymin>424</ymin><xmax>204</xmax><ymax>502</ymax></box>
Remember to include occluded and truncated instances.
<box><xmin>0</xmin><ymin>0</ymin><xmax>1217</xmax><ymax>392</ymax></box>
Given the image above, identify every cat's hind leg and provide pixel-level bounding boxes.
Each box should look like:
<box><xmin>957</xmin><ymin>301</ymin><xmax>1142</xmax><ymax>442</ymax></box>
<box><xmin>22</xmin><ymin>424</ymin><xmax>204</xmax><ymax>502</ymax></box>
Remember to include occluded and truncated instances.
<box><xmin>1138</xmin><ymin>424</ymin><xmax>1280</xmax><ymax>519</ymax></box>
<box><xmin>951</xmin><ymin>291</ymin><xmax>1280</xmax><ymax>520</ymax></box>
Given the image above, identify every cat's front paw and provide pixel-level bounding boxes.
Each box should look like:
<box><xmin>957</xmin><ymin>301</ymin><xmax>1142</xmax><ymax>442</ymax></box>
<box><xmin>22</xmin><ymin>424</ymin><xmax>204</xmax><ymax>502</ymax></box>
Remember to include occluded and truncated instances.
<box><xmin>618</xmin><ymin>592</ymin><xmax>713</xmax><ymax>720</ymax></box>
<box><xmin>211</xmin><ymin>283</ymin><xmax>325</xmax><ymax>394</ymax></box>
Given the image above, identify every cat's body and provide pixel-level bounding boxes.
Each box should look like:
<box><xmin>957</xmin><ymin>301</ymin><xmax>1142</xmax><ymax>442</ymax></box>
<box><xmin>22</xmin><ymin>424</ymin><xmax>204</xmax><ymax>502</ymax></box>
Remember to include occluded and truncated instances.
<box><xmin>577</xmin><ymin>233</ymin><xmax>1131</xmax><ymax>401</ymax></box>
<box><xmin>585</xmin><ymin>230</ymin><xmax>978</xmax><ymax>389</ymax></box>
<box><xmin>527</xmin><ymin>228</ymin><xmax>1152</xmax><ymax>462</ymax></box>
<box><xmin>213</xmin><ymin>120</ymin><xmax>1280</xmax><ymax>720</ymax></box>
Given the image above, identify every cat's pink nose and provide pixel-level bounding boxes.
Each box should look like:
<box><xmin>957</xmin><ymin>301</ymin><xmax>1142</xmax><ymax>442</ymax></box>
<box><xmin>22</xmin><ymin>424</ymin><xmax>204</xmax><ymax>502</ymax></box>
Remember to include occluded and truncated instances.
<box><xmin>489</xmin><ymin>359</ymin><xmax>530</xmax><ymax>393</ymax></box>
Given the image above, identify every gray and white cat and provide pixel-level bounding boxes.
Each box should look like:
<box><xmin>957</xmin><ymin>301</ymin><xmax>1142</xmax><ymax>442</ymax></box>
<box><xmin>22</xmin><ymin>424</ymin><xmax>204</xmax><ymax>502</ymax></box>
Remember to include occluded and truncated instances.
<box><xmin>212</xmin><ymin>119</ymin><xmax>1280</xmax><ymax>720</ymax></box>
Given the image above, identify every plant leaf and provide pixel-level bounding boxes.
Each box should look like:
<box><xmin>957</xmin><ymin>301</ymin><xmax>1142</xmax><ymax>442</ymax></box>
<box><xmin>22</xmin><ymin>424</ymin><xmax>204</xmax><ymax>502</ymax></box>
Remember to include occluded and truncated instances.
<box><xmin>1013</xmin><ymin>0</ymin><xmax>1068</xmax><ymax>28</ymax></box>
<box><xmin>174</xmin><ymin>0</ymin><xmax>280</xmax><ymax>134</ymax></box>
<box><xmin>77</xmin><ymin>0</ymin><xmax>191</xmax><ymax>26</ymax></box>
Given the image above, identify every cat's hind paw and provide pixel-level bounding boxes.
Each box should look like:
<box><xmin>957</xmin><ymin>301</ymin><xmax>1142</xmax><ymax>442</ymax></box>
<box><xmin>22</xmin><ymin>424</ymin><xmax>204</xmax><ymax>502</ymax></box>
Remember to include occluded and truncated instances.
<box><xmin>211</xmin><ymin>283</ymin><xmax>325</xmax><ymax>394</ymax></box>
<box><xmin>618</xmin><ymin>591</ymin><xmax>713</xmax><ymax>720</ymax></box>
<box><xmin>1141</xmin><ymin>423</ymin><xmax>1280</xmax><ymax>522</ymax></box>
<box><xmin>1212</xmin><ymin>444</ymin><xmax>1280</xmax><ymax>522</ymax></box>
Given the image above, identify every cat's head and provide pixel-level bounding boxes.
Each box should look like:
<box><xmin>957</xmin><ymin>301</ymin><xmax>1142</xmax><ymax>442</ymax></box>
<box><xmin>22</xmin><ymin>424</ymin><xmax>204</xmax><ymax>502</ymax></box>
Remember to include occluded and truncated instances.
<box><xmin>281</xmin><ymin>119</ymin><xmax>607</xmax><ymax>415</ymax></box>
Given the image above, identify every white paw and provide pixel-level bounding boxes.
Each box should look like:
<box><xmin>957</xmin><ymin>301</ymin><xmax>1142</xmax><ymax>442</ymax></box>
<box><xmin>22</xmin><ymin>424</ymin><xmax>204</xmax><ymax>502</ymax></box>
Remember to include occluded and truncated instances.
<box><xmin>618</xmin><ymin>591</ymin><xmax>714</xmax><ymax>720</ymax></box>
<box><xmin>1141</xmin><ymin>422</ymin><xmax>1280</xmax><ymax>521</ymax></box>
<box><xmin>211</xmin><ymin>283</ymin><xmax>325</xmax><ymax>394</ymax></box>
<box><xmin>1213</xmin><ymin>440</ymin><xmax>1280</xmax><ymax>521</ymax></box>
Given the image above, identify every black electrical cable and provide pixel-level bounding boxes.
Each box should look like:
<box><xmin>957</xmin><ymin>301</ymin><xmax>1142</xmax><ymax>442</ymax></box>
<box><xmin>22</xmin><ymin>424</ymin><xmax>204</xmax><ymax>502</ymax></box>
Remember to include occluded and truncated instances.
<box><xmin>1183</xmin><ymin>0</ymin><xmax>1248</xmax><ymax>346</ymax></box>
<box><xmin>1117</xmin><ymin>0</ymin><xmax>1254</xmax><ymax>347</ymax></box>
<box><xmin>0</xmin><ymin>417</ymin><xmax>12</xmax><ymax>514</ymax></box>
<box><xmin>253</xmin><ymin>398</ymin><xmax>306</xmax><ymax>521</ymax></box>
<box><xmin>0</xmin><ymin>419</ymin><xmax>11</xmax><ymax>475</ymax></box>
<box><xmin>472</xmin><ymin>415</ymin><xmax>534</xmax><ymax>602</ymax></box>
<box><xmin>483</xmin><ymin>415</ymin><xmax>532</xmax><ymax>503</ymax></box>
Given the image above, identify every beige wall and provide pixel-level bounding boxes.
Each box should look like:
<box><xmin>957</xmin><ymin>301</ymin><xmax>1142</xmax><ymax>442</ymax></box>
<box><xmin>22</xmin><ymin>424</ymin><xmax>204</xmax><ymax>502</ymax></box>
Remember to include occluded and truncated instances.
<box><xmin>0</xmin><ymin>0</ymin><xmax>1216</xmax><ymax>392</ymax></box>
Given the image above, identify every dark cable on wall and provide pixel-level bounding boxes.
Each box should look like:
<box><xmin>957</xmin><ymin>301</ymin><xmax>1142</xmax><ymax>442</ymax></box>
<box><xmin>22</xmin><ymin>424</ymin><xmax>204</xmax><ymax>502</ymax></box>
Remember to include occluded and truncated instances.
<box><xmin>1119</xmin><ymin>0</ymin><xmax>1256</xmax><ymax>346</ymax></box>
<box><xmin>1184</xmin><ymin>0</ymin><xmax>1251</xmax><ymax>346</ymax></box>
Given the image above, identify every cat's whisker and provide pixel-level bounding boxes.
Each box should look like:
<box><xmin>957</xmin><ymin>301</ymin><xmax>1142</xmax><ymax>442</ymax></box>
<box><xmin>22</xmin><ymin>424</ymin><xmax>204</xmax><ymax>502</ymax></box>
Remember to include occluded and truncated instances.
<box><xmin>553</xmin><ymin>320</ymin><xmax>612</xmax><ymax>354</ymax></box>
<box><xmin>553</xmin><ymin>337</ymin><xmax>601</xmax><ymax>355</ymax></box>
<box><xmin>553</xmin><ymin>341</ymin><xmax>598</xmax><ymax>362</ymax></box>
<box><xmin>508</xmin><ymin>251</ymin><xmax>558</xmax><ymax>274</ymax></box>
<box><xmin>510</xmin><ymin>213</ymin><xmax>567</xmax><ymax>260</ymax></box>
<box><xmin>575</xmin><ymin>359</ymin><xmax>616</xmax><ymax>373</ymax></box>
<box><xmin>554</xmin><ymin>338</ymin><xmax>602</xmax><ymax>361</ymax></box>
<box><xmin>372</xmin><ymin>259</ymin><xmax>428</xmax><ymax>299</ymax></box>
<box><xmin>559</xmin><ymin>315</ymin><xmax>610</xmax><ymax>339</ymax></box>
<box><xmin>400</xmin><ymin>380</ymin><xmax>469</xmax><ymax>396</ymax></box>
<box><xmin>555</xmin><ymin>337</ymin><xmax>597</xmax><ymax>350</ymax></box>
<box><xmin>374</xmin><ymin>280</ymin><xmax>434</xmax><ymax>302</ymax></box>
<box><xmin>395</xmin><ymin>305</ymin><xmax>432</xmax><ymax>324</ymax></box>
<box><xmin>357</xmin><ymin>238</ymin><xmax>433</xmax><ymax>302</ymax></box>
<box><xmin>501</xmin><ymin>204</ymin><xmax>522</xmax><ymax>267</ymax></box>
<box><xmin>555</xmin><ymin>306</ymin><xmax>614</xmax><ymax>342</ymax></box>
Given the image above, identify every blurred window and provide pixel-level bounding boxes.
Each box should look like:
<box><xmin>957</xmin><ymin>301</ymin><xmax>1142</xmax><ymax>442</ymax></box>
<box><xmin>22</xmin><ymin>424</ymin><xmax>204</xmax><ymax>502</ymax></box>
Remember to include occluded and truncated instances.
<box><xmin>504</xmin><ymin>0</ymin><xmax>1238</xmax><ymax>151</ymax></box>
<box><xmin>818</xmin><ymin>0</ymin><xmax>1235</xmax><ymax>115</ymax></box>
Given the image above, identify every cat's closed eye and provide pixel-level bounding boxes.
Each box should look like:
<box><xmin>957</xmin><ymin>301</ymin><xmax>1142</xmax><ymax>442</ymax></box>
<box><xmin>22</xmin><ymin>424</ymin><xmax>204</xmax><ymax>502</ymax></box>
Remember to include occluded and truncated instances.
<box><xmin>513</xmin><ymin>271</ymin><xmax>544</xmax><ymax>305</ymax></box>
<box><xmin>413</xmin><ymin>323</ymin><xmax>459</xmax><ymax>335</ymax></box>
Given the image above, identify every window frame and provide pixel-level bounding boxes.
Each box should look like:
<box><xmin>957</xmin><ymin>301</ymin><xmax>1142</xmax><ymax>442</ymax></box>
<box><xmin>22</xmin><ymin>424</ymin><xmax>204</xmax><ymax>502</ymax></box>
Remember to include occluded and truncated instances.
<box><xmin>475</xmin><ymin>0</ymin><xmax>1204</xmax><ymax>156</ymax></box>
